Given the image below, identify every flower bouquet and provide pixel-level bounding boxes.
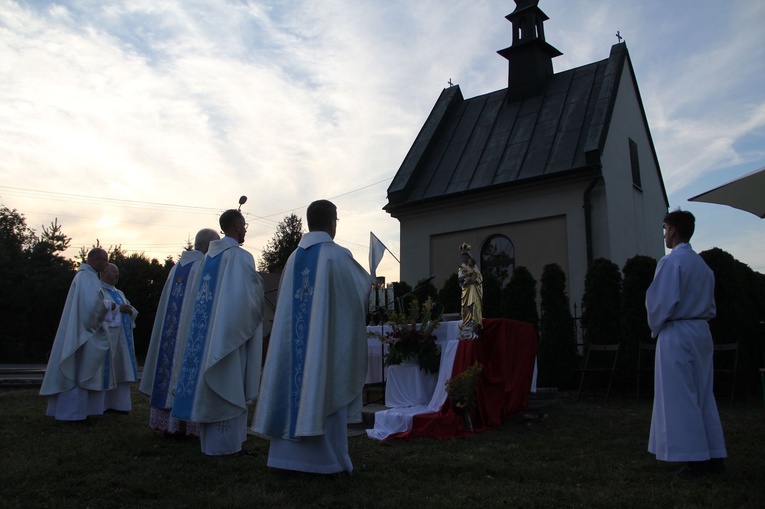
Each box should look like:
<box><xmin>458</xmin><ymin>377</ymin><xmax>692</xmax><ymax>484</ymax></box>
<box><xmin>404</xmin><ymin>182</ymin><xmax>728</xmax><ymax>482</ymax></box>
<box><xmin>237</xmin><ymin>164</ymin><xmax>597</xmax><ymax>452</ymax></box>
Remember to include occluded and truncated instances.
<box><xmin>369</xmin><ymin>298</ymin><xmax>441</xmax><ymax>374</ymax></box>
<box><xmin>444</xmin><ymin>362</ymin><xmax>483</xmax><ymax>430</ymax></box>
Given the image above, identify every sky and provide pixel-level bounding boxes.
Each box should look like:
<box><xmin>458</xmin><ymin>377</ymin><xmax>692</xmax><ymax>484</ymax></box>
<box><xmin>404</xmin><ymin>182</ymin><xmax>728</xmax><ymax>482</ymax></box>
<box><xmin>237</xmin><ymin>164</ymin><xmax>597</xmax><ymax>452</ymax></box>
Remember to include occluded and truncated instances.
<box><xmin>2</xmin><ymin>0</ymin><xmax>764</xmax><ymax>282</ymax></box>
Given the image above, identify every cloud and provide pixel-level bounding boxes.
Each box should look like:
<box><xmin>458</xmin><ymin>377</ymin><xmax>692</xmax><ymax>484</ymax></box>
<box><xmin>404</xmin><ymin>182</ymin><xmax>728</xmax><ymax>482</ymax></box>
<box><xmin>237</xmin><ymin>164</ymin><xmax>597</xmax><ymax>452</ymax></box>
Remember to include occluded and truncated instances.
<box><xmin>1</xmin><ymin>0</ymin><xmax>764</xmax><ymax>280</ymax></box>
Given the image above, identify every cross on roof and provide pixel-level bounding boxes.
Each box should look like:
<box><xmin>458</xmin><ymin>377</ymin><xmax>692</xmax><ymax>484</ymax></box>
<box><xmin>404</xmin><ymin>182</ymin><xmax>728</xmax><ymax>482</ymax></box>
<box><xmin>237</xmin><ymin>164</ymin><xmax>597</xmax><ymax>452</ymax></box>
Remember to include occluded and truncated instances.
<box><xmin>615</xmin><ymin>31</ymin><xmax>623</xmax><ymax>43</ymax></box>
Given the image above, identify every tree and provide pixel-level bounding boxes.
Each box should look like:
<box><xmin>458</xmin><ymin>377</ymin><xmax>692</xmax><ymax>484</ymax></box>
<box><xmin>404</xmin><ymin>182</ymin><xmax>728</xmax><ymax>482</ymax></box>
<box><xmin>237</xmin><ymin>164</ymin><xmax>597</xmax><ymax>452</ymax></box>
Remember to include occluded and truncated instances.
<box><xmin>701</xmin><ymin>247</ymin><xmax>765</xmax><ymax>397</ymax></box>
<box><xmin>501</xmin><ymin>266</ymin><xmax>539</xmax><ymax>328</ymax></box>
<box><xmin>581</xmin><ymin>258</ymin><xmax>622</xmax><ymax>347</ymax></box>
<box><xmin>391</xmin><ymin>281</ymin><xmax>413</xmax><ymax>314</ymax></box>
<box><xmin>620</xmin><ymin>255</ymin><xmax>657</xmax><ymax>390</ymax></box>
<box><xmin>0</xmin><ymin>205</ymin><xmax>35</xmax><ymax>262</ymax></box>
<box><xmin>0</xmin><ymin>207</ymin><xmax>76</xmax><ymax>361</ymax></box>
<box><xmin>413</xmin><ymin>281</ymin><xmax>438</xmax><ymax>314</ymax></box>
<box><xmin>258</xmin><ymin>214</ymin><xmax>303</xmax><ymax>273</ymax></box>
<box><xmin>25</xmin><ymin>220</ymin><xmax>76</xmax><ymax>361</ymax></box>
<box><xmin>33</xmin><ymin>218</ymin><xmax>70</xmax><ymax>256</ymax></box>
<box><xmin>538</xmin><ymin>263</ymin><xmax>577</xmax><ymax>388</ymax></box>
<box><xmin>437</xmin><ymin>273</ymin><xmax>461</xmax><ymax>314</ymax></box>
<box><xmin>482</xmin><ymin>271</ymin><xmax>502</xmax><ymax>318</ymax></box>
<box><xmin>106</xmin><ymin>244</ymin><xmax>127</xmax><ymax>266</ymax></box>
<box><xmin>0</xmin><ymin>206</ymin><xmax>36</xmax><ymax>359</ymax></box>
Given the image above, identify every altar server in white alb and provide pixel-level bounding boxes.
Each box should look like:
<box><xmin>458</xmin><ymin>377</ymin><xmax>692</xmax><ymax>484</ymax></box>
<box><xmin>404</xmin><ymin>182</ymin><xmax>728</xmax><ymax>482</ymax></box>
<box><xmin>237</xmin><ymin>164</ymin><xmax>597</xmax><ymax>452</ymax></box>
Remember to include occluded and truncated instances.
<box><xmin>140</xmin><ymin>228</ymin><xmax>219</xmax><ymax>436</ymax></box>
<box><xmin>171</xmin><ymin>209</ymin><xmax>264</xmax><ymax>455</ymax></box>
<box><xmin>40</xmin><ymin>248</ymin><xmax>114</xmax><ymax>421</ymax></box>
<box><xmin>252</xmin><ymin>199</ymin><xmax>371</xmax><ymax>475</ymax></box>
<box><xmin>100</xmin><ymin>263</ymin><xmax>139</xmax><ymax>413</ymax></box>
<box><xmin>646</xmin><ymin>209</ymin><xmax>726</xmax><ymax>479</ymax></box>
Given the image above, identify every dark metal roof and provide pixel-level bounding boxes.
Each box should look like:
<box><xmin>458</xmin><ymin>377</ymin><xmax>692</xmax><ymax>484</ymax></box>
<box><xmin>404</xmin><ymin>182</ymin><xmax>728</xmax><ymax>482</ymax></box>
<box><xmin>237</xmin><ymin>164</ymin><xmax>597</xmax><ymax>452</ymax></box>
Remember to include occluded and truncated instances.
<box><xmin>386</xmin><ymin>43</ymin><xmax>667</xmax><ymax>212</ymax></box>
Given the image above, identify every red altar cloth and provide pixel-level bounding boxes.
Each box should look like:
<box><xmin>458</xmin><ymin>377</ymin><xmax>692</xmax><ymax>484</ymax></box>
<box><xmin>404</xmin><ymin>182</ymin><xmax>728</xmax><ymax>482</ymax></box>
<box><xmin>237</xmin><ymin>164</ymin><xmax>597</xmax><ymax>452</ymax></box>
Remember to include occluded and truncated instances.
<box><xmin>385</xmin><ymin>318</ymin><xmax>538</xmax><ymax>440</ymax></box>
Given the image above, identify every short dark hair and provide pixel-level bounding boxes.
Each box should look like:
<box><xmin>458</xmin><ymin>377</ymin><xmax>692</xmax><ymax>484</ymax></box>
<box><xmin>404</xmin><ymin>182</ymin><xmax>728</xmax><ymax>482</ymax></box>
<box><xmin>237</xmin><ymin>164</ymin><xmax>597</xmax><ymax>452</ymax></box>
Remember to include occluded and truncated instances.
<box><xmin>306</xmin><ymin>200</ymin><xmax>337</xmax><ymax>232</ymax></box>
<box><xmin>219</xmin><ymin>209</ymin><xmax>244</xmax><ymax>232</ymax></box>
<box><xmin>87</xmin><ymin>248</ymin><xmax>106</xmax><ymax>263</ymax></box>
<box><xmin>664</xmin><ymin>209</ymin><xmax>695</xmax><ymax>241</ymax></box>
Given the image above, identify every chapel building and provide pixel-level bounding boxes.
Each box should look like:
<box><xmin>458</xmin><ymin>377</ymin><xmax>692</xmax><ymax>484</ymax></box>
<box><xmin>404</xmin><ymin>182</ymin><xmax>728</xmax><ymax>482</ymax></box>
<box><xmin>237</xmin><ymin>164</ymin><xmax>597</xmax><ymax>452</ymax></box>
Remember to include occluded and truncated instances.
<box><xmin>384</xmin><ymin>0</ymin><xmax>669</xmax><ymax>308</ymax></box>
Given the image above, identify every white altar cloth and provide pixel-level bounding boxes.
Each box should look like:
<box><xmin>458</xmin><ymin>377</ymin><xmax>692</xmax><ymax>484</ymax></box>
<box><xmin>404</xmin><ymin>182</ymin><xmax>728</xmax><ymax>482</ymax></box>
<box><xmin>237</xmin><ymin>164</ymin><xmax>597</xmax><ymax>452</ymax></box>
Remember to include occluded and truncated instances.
<box><xmin>366</xmin><ymin>340</ymin><xmax>459</xmax><ymax>440</ymax></box>
<box><xmin>384</xmin><ymin>364</ymin><xmax>438</xmax><ymax>407</ymax></box>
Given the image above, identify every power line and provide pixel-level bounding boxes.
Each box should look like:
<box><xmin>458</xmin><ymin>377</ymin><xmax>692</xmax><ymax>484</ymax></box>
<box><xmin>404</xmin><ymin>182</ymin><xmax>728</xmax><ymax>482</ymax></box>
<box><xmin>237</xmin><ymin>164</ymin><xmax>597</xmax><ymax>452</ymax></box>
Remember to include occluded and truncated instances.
<box><xmin>0</xmin><ymin>185</ymin><xmax>221</xmax><ymax>214</ymax></box>
<box><xmin>242</xmin><ymin>177</ymin><xmax>392</xmax><ymax>221</ymax></box>
<box><xmin>2</xmin><ymin>177</ymin><xmax>398</xmax><ymax>260</ymax></box>
<box><xmin>1</xmin><ymin>176</ymin><xmax>392</xmax><ymax>220</ymax></box>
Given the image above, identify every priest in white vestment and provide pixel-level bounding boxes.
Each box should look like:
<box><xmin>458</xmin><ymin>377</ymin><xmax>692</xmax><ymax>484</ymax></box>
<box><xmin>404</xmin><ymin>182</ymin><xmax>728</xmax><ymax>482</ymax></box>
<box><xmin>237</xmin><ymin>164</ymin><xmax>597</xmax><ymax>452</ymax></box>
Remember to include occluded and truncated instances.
<box><xmin>252</xmin><ymin>199</ymin><xmax>371</xmax><ymax>475</ymax></box>
<box><xmin>171</xmin><ymin>210</ymin><xmax>264</xmax><ymax>455</ymax></box>
<box><xmin>100</xmin><ymin>263</ymin><xmax>139</xmax><ymax>413</ymax></box>
<box><xmin>140</xmin><ymin>228</ymin><xmax>219</xmax><ymax>436</ymax></box>
<box><xmin>40</xmin><ymin>248</ymin><xmax>115</xmax><ymax>421</ymax></box>
<box><xmin>646</xmin><ymin>210</ymin><xmax>726</xmax><ymax>478</ymax></box>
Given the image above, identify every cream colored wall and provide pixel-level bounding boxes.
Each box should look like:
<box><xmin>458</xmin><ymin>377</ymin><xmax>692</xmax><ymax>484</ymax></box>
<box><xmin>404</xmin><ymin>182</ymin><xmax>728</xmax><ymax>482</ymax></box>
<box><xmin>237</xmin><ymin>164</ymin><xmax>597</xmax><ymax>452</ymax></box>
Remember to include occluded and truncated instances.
<box><xmin>395</xmin><ymin>173</ymin><xmax>595</xmax><ymax>309</ymax></box>
<box><xmin>430</xmin><ymin>215</ymin><xmax>569</xmax><ymax>289</ymax></box>
<box><xmin>598</xmin><ymin>62</ymin><xmax>667</xmax><ymax>267</ymax></box>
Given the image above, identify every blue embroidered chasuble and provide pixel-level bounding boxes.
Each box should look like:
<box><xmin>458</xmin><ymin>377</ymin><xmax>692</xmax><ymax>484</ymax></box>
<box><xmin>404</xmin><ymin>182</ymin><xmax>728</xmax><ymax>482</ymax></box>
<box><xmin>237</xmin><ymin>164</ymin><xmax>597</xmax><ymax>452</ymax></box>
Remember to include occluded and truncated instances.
<box><xmin>150</xmin><ymin>261</ymin><xmax>194</xmax><ymax>408</ymax></box>
<box><xmin>288</xmin><ymin>244</ymin><xmax>320</xmax><ymax>438</ymax></box>
<box><xmin>172</xmin><ymin>254</ymin><xmax>223</xmax><ymax>420</ymax></box>
<box><xmin>105</xmin><ymin>288</ymin><xmax>138</xmax><ymax>379</ymax></box>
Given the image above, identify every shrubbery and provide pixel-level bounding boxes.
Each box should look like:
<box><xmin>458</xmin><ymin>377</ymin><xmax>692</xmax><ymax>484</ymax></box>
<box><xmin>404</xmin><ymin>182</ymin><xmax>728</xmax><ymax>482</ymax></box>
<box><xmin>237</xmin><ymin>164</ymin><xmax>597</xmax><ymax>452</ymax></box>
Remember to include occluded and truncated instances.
<box><xmin>538</xmin><ymin>264</ymin><xmax>577</xmax><ymax>389</ymax></box>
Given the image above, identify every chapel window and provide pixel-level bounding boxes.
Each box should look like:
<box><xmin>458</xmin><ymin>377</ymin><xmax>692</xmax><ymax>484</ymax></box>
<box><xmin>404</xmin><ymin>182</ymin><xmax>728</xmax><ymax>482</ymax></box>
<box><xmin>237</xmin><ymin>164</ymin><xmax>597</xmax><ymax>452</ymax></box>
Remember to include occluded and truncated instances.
<box><xmin>629</xmin><ymin>138</ymin><xmax>642</xmax><ymax>189</ymax></box>
<box><xmin>480</xmin><ymin>235</ymin><xmax>515</xmax><ymax>286</ymax></box>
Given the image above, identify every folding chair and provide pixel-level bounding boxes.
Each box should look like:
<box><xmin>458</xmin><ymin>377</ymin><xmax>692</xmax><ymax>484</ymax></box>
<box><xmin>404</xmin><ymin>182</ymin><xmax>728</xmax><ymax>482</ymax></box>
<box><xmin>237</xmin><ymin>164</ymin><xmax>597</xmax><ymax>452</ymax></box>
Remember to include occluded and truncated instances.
<box><xmin>636</xmin><ymin>342</ymin><xmax>656</xmax><ymax>400</ymax></box>
<box><xmin>713</xmin><ymin>342</ymin><xmax>739</xmax><ymax>404</ymax></box>
<box><xmin>577</xmin><ymin>343</ymin><xmax>620</xmax><ymax>403</ymax></box>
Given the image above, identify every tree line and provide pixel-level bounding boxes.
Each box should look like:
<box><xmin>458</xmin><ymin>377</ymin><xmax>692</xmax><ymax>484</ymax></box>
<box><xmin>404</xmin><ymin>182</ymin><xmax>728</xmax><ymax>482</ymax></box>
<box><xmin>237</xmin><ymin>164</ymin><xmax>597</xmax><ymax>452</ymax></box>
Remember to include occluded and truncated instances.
<box><xmin>2</xmin><ymin>205</ymin><xmax>764</xmax><ymax>399</ymax></box>
<box><xmin>377</xmin><ymin>250</ymin><xmax>765</xmax><ymax>398</ymax></box>
<box><xmin>0</xmin><ymin>206</ymin><xmax>306</xmax><ymax>363</ymax></box>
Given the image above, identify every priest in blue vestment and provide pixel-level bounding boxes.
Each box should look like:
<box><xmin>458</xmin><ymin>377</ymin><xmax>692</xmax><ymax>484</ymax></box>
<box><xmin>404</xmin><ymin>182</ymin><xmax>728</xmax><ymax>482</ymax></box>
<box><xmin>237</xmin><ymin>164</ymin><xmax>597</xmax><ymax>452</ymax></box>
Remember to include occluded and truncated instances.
<box><xmin>140</xmin><ymin>228</ymin><xmax>219</xmax><ymax>436</ymax></box>
<box><xmin>252</xmin><ymin>199</ymin><xmax>371</xmax><ymax>474</ymax></box>
<box><xmin>172</xmin><ymin>210</ymin><xmax>264</xmax><ymax>455</ymax></box>
<box><xmin>100</xmin><ymin>263</ymin><xmax>139</xmax><ymax>413</ymax></box>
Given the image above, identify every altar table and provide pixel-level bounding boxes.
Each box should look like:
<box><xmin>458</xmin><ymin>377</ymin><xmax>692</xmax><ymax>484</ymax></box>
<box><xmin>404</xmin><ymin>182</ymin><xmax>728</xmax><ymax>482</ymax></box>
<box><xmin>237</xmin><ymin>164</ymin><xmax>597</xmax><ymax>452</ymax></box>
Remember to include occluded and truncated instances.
<box><xmin>367</xmin><ymin>318</ymin><xmax>538</xmax><ymax>441</ymax></box>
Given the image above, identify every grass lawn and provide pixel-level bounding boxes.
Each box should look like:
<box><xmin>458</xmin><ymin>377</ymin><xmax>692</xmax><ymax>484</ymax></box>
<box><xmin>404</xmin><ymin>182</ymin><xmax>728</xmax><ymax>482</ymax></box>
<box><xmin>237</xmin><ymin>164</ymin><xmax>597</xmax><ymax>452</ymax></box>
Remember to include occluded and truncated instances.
<box><xmin>1</xmin><ymin>388</ymin><xmax>763</xmax><ymax>508</ymax></box>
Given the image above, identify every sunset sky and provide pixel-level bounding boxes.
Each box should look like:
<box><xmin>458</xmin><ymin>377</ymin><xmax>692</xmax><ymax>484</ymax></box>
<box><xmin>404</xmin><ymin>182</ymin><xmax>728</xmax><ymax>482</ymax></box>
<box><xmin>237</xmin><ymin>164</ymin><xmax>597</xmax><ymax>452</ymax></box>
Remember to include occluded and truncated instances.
<box><xmin>2</xmin><ymin>0</ymin><xmax>764</xmax><ymax>282</ymax></box>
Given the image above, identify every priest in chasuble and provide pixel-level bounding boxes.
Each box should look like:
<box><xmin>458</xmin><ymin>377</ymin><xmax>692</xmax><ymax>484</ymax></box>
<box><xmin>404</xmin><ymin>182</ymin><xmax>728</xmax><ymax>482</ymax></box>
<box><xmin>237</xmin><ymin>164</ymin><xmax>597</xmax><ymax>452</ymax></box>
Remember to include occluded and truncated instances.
<box><xmin>252</xmin><ymin>199</ymin><xmax>371</xmax><ymax>474</ymax></box>
<box><xmin>140</xmin><ymin>228</ymin><xmax>219</xmax><ymax>436</ymax></box>
<box><xmin>171</xmin><ymin>209</ymin><xmax>264</xmax><ymax>455</ymax></box>
<box><xmin>40</xmin><ymin>248</ymin><xmax>114</xmax><ymax>421</ymax></box>
<box><xmin>100</xmin><ymin>263</ymin><xmax>139</xmax><ymax>413</ymax></box>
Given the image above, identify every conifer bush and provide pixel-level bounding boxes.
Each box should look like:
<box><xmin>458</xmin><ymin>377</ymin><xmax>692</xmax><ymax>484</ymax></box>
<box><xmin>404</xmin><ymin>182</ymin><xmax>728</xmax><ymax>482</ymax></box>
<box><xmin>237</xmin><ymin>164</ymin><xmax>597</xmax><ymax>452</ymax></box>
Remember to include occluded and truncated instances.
<box><xmin>538</xmin><ymin>263</ymin><xmax>577</xmax><ymax>388</ymax></box>
<box><xmin>502</xmin><ymin>266</ymin><xmax>539</xmax><ymax>329</ymax></box>
<box><xmin>437</xmin><ymin>273</ymin><xmax>461</xmax><ymax>314</ymax></box>
<box><xmin>581</xmin><ymin>258</ymin><xmax>622</xmax><ymax>348</ymax></box>
<box><xmin>619</xmin><ymin>255</ymin><xmax>657</xmax><ymax>390</ymax></box>
<box><xmin>482</xmin><ymin>271</ymin><xmax>502</xmax><ymax>318</ymax></box>
<box><xmin>701</xmin><ymin>247</ymin><xmax>765</xmax><ymax>398</ymax></box>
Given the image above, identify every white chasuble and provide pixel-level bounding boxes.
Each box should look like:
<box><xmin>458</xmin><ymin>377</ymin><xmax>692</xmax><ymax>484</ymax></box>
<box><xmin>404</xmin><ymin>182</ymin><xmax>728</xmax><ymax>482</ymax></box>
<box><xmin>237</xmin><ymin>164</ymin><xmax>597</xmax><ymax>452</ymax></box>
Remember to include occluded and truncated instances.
<box><xmin>171</xmin><ymin>236</ymin><xmax>264</xmax><ymax>425</ymax></box>
<box><xmin>41</xmin><ymin>263</ymin><xmax>113</xmax><ymax>396</ymax></box>
<box><xmin>252</xmin><ymin>231</ymin><xmax>370</xmax><ymax>473</ymax></box>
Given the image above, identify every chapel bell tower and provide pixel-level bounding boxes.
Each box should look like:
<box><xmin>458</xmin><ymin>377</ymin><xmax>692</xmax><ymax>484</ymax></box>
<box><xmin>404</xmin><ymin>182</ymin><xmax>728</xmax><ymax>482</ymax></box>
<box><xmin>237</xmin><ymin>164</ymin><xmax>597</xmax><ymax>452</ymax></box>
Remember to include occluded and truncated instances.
<box><xmin>497</xmin><ymin>0</ymin><xmax>562</xmax><ymax>100</ymax></box>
